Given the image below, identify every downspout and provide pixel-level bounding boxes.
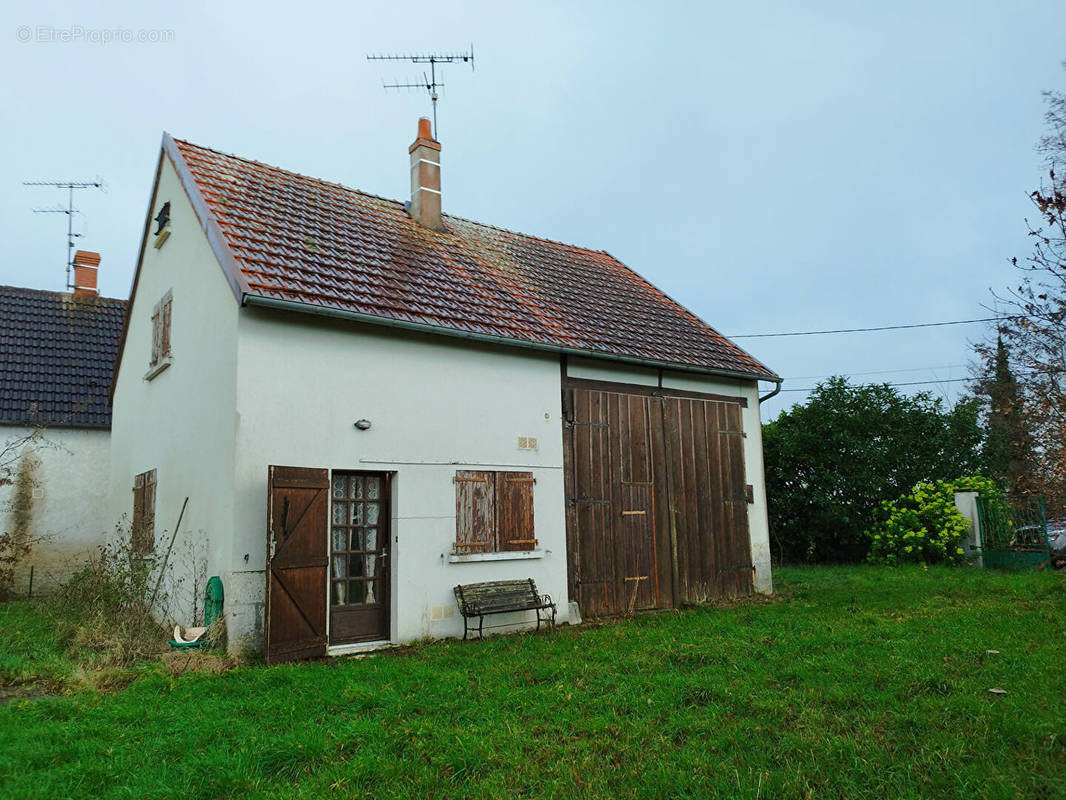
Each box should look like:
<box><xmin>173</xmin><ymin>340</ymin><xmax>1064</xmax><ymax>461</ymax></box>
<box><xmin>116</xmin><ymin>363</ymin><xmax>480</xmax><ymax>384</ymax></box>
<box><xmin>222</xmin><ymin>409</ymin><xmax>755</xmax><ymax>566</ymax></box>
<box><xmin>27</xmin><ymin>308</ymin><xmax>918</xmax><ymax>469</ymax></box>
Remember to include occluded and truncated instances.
<box><xmin>758</xmin><ymin>379</ymin><xmax>783</xmax><ymax>404</ymax></box>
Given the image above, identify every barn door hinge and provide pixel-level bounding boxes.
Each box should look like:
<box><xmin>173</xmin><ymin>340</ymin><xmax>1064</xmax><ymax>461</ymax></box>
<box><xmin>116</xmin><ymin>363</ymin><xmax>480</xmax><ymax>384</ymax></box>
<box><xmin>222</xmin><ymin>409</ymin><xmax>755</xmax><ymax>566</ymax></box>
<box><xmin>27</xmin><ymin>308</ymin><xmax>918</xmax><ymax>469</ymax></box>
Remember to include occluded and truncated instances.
<box><xmin>568</xmin><ymin>420</ymin><xmax>609</xmax><ymax>429</ymax></box>
<box><xmin>568</xmin><ymin>497</ymin><xmax>611</xmax><ymax>508</ymax></box>
<box><xmin>718</xmin><ymin>429</ymin><xmax>747</xmax><ymax>437</ymax></box>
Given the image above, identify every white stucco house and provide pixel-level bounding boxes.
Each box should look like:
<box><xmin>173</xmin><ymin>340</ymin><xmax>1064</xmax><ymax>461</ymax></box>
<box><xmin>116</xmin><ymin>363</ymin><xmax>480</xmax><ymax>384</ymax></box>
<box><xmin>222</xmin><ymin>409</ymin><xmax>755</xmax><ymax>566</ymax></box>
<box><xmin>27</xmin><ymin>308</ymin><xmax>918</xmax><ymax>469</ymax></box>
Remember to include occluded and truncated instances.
<box><xmin>109</xmin><ymin>119</ymin><xmax>780</xmax><ymax>661</ymax></box>
<box><xmin>0</xmin><ymin>262</ymin><xmax>126</xmax><ymax>595</ymax></box>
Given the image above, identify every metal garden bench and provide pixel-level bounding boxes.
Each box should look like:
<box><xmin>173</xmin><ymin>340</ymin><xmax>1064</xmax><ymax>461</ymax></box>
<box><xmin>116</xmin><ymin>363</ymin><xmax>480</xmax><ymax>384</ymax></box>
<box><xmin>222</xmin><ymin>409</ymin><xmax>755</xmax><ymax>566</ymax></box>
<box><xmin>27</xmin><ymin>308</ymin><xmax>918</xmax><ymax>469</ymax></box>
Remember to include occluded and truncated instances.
<box><xmin>453</xmin><ymin>579</ymin><xmax>557</xmax><ymax>640</ymax></box>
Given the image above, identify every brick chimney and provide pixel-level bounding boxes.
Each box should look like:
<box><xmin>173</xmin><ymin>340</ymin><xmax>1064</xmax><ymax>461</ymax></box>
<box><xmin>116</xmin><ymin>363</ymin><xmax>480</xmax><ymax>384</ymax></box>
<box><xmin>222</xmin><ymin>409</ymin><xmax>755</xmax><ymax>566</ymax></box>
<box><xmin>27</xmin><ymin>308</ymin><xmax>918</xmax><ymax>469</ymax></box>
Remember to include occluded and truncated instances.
<box><xmin>72</xmin><ymin>250</ymin><xmax>100</xmax><ymax>297</ymax></box>
<box><xmin>408</xmin><ymin>117</ymin><xmax>442</xmax><ymax>230</ymax></box>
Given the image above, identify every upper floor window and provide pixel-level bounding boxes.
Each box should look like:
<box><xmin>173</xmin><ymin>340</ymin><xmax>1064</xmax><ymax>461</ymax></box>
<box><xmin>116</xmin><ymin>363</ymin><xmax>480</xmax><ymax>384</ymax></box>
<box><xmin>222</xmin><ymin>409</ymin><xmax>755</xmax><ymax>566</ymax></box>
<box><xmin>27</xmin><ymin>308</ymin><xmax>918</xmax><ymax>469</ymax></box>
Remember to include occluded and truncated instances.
<box><xmin>150</xmin><ymin>291</ymin><xmax>172</xmax><ymax>368</ymax></box>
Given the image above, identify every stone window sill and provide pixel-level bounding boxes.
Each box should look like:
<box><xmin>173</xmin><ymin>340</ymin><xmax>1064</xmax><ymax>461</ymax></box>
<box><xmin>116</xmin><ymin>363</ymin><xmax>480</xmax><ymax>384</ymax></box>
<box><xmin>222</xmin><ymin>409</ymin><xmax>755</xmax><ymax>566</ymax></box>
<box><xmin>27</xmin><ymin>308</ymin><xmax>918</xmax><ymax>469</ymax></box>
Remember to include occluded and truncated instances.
<box><xmin>144</xmin><ymin>356</ymin><xmax>172</xmax><ymax>381</ymax></box>
<box><xmin>447</xmin><ymin>551</ymin><xmax>545</xmax><ymax>564</ymax></box>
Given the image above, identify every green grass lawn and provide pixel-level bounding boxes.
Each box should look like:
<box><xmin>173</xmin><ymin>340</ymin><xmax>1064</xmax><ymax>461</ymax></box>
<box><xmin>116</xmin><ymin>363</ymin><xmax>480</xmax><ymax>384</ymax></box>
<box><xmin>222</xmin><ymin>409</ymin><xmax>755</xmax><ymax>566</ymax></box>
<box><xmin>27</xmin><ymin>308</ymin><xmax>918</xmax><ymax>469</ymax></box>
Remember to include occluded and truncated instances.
<box><xmin>1</xmin><ymin>566</ymin><xmax>1064</xmax><ymax>799</ymax></box>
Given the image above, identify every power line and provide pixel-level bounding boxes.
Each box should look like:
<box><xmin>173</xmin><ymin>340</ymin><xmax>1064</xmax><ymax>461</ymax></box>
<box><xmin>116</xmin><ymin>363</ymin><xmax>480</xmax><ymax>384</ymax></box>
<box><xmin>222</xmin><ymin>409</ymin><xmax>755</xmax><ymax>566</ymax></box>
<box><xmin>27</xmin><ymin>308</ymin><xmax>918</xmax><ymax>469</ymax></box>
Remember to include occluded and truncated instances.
<box><xmin>779</xmin><ymin>377</ymin><xmax>973</xmax><ymax>393</ymax></box>
<box><xmin>729</xmin><ymin>315</ymin><xmax>1024</xmax><ymax>339</ymax></box>
<box><xmin>777</xmin><ymin>368</ymin><xmax>1065</xmax><ymax>394</ymax></box>
<box><xmin>783</xmin><ymin>364</ymin><xmax>967</xmax><ymax>381</ymax></box>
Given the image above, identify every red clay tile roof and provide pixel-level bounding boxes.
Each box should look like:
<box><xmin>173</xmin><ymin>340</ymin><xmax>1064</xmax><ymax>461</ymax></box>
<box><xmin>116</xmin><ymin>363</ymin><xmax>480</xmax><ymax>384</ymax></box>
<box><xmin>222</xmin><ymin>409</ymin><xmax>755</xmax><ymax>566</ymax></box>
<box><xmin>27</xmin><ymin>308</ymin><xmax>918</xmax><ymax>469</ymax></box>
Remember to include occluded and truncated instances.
<box><xmin>0</xmin><ymin>285</ymin><xmax>126</xmax><ymax>428</ymax></box>
<box><xmin>172</xmin><ymin>137</ymin><xmax>776</xmax><ymax>380</ymax></box>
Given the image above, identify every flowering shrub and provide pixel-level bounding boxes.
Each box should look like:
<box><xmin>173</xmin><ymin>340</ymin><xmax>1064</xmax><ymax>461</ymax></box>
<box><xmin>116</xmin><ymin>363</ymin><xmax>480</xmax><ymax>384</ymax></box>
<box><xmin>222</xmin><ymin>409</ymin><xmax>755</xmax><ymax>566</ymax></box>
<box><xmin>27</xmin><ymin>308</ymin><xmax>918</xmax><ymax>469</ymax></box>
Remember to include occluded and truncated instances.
<box><xmin>867</xmin><ymin>476</ymin><xmax>1005</xmax><ymax>565</ymax></box>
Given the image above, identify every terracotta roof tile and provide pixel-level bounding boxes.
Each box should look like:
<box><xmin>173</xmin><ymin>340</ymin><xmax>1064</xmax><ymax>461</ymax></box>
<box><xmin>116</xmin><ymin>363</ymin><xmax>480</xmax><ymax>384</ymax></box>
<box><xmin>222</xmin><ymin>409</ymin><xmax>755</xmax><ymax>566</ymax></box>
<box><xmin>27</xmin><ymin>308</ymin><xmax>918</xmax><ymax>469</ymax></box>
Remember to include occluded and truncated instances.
<box><xmin>173</xmin><ymin>138</ymin><xmax>776</xmax><ymax>379</ymax></box>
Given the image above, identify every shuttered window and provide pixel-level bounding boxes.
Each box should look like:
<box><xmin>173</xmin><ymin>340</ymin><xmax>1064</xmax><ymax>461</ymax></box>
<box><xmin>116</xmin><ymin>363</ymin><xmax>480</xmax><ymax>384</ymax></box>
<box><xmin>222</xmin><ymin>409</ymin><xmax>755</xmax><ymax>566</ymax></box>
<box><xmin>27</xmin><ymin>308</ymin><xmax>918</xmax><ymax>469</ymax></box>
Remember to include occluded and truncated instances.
<box><xmin>454</xmin><ymin>471</ymin><xmax>536</xmax><ymax>553</ymax></box>
<box><xmin>132</xmin><ymin>469</ymin><xmax>157</xmax><ymax>554</ymax></box>
<box><xmin>150</xmin><ymin>291</ymin><xmax>172</xmax><ymax>367</ymax></box>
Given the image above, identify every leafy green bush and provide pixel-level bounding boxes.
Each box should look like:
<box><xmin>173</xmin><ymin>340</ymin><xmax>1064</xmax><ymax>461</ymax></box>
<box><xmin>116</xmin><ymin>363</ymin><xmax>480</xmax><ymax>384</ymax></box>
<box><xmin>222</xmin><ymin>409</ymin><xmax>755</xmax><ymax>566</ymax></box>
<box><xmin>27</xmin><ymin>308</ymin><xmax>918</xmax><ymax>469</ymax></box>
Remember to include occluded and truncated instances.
<box><xmin>867</xmin><ymin>476</ymin><xmax>1004</xmax><ymax>565</ymax></box>
<box><xmin>763</xmin><ymin>378</ymin><xmax>987</xmax><ymax>563</ymax></box>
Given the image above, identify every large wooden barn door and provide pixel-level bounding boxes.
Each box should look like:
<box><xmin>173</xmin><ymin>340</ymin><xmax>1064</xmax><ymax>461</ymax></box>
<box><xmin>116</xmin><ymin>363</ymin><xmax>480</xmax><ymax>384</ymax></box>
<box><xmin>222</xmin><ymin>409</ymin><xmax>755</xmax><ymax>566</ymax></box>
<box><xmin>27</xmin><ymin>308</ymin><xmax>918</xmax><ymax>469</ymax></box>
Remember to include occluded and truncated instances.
<box><xmin>662</xmin><ymin>397</ymin><xmax>753</xmax><ymax>603</ymax></box>
<box><xmin>265</xmin><ymin>466</ymin><xmax>329</xmax><ymax>664</ymax></box>
<box><xmin>565</xmin><ymin>386</ymin><xmax>671</xmax><ymax>616</ymax></box>
<box><xmin>565</xmin><ymin>380</ymin><xmax>752</xmax><ymax>617</ymax></box>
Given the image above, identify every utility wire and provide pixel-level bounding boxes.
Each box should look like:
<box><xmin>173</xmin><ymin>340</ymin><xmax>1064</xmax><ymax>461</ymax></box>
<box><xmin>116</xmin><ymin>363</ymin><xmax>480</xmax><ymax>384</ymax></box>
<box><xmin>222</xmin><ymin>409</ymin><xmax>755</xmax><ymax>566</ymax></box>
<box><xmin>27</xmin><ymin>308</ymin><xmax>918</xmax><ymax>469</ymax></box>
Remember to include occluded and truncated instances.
<box><xmin>783</xmin><ymin>364</ymin><xmax>967</xmax><ymax>381</ymax></box>
<box><xmin>729</xmin><ymin>315</ymin><xmax>1024</xmax><ymax>339</ymax></box>
<box><xmin>779</xmin><ymin>377</ymin><xmax>973</xmax><ymax>393</ymax></box>
<box><xmin>777</xmin><ymin>368</ymin><xmax>1065</xmax><ymax>394</ymax></box>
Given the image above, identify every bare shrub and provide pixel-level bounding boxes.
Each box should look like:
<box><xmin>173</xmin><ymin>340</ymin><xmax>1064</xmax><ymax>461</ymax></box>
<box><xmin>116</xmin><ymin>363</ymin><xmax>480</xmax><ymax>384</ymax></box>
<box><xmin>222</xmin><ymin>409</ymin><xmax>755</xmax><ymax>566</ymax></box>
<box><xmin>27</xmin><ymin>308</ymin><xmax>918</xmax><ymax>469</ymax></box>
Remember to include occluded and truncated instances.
<box><xmin>54</xmin><ymin>520</ymin><xmax>173</xmax><ymax>667</ymax></box>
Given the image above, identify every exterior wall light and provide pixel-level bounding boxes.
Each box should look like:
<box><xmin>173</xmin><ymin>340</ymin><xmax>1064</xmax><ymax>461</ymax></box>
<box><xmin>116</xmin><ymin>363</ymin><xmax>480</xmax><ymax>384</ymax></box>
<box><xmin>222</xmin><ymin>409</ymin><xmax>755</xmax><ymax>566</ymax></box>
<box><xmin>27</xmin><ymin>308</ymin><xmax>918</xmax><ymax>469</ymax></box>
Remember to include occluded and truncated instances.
<box><xmin>354</xmin><ymin>419</ymin><xmax>372</xmax><ymax>431</ymax></box>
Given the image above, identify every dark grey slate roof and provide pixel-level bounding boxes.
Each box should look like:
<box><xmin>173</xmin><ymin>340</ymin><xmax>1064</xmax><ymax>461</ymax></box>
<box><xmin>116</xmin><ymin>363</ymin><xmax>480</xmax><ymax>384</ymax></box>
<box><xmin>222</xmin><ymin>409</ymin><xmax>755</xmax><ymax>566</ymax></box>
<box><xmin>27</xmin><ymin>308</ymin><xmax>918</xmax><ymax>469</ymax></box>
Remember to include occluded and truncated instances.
<box><xmin>0</xmin><ymin>285</ymin><xmax>127</xmax><ymax>428</ymax></box>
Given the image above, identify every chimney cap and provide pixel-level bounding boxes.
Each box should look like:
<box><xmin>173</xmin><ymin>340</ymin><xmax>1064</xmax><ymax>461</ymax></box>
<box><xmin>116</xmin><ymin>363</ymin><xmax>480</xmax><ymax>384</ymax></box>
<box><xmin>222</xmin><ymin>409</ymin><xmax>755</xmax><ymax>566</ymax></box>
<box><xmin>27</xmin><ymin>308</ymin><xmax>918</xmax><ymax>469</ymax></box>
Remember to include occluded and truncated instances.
<box><xmin>417</xmin><ymin>117</ymin><xmax>434</xmax><ymax>141</ymax></box>
<box><xmin>409</xmin><ymin>117</ymin><xmax>441</xmax><ymax>154</ymax></box>
<box><xmin>73</xmin><ymin>250</ymin><xmax>101</xmax><ymax>268</ymax></box>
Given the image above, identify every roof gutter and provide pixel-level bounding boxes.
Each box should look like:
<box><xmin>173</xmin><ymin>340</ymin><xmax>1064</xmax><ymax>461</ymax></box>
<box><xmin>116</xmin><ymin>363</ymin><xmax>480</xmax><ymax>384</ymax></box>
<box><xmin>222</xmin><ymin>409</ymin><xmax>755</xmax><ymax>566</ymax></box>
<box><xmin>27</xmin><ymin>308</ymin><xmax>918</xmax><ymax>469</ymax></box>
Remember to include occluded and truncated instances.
<box><xmin>758</xmin><ymin>381</ymin><xmax>783</xmax><ymax>404</ymax></box>
<box><xmin>243</xmin><ymin>294</ymin><xmax>780</xmax><ymax>384</ymax></box>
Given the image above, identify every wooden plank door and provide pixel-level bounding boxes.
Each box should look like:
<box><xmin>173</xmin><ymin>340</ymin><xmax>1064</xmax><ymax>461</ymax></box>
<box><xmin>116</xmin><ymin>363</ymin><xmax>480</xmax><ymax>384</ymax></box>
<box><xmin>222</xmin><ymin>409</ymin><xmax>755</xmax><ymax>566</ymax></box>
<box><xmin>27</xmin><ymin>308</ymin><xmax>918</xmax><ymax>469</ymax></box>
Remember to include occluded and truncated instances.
<box><xmin>719</xmin><ymin>403</ymin><xmax>754</xmax><ymax>596</ymax></box>
<box><xmin>328</xmin><ymin>472</ymin><xmax>390</xmax><ymax>644</ymax></box>
<box><xmin>265</xmin><ymin>466</ymin><xmax>329</xmax><ymax>664</ymax></box>
<box><xmin>662</xmin><ymin>397</ymin><xmax>752</xmax><ymax>603</ymax></box>
<box><xmin>566</xmin><ymin>387</ymin><xmax>618</xmax><ymax>617</ymax></box>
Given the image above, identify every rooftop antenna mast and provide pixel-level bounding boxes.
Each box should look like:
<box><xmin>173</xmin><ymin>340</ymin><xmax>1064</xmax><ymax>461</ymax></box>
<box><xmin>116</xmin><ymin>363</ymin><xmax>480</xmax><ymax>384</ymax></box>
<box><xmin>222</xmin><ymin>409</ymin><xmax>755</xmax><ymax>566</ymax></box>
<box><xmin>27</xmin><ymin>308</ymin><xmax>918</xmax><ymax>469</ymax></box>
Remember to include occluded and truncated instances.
<box><xmin>367</xmin><ymin>45</ymin><xmax>475</xmax><ymax>138</ymax></box>
<box><xmin>24</xmin><ymin>178</ymin><xmax>104</xmax><ymax>289</ymax></box>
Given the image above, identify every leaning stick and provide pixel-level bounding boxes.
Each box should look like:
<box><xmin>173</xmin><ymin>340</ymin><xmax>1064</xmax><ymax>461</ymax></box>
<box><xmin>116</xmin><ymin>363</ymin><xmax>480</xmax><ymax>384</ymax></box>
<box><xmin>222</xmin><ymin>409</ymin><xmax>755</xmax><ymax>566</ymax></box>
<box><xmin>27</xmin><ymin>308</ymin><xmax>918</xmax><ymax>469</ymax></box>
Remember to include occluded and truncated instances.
<box><xmin>147</xmin><ymin>497</ymin><xmax>189</xmax><ymax>612</ymax></box>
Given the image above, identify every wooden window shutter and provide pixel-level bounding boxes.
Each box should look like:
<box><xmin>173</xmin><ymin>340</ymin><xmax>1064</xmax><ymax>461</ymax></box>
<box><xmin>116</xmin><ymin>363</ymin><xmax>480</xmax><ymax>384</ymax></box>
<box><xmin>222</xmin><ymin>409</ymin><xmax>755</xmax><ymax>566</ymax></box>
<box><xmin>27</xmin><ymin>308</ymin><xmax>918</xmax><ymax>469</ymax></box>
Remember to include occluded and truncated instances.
<box><xmin>496</xmin><ymin>472</ymin><xmax>536</xmax><ymax>551</ymax></box>
<box><xmin>150</xmin><ymin>303</ymin><xmax>161</xmax><ymax>367</ymax></box>
<box><xmin>454</xmin><ymin>471</ymin><xmax>495</xmax><ymax>553</ymax></box>
<box><xmin>161</xmin><ymin>294</ymin><xmax>172</xmax><ymax>359</ymax></box>
<box><xmin>131</xmin><ymin>469</ymin><xmax>157</xmax><ymax>555</ymax></box>
<box><xmin>144</xmin><ymin>469</ymin><xmax>157</xmax><ymax>551</ymax></box>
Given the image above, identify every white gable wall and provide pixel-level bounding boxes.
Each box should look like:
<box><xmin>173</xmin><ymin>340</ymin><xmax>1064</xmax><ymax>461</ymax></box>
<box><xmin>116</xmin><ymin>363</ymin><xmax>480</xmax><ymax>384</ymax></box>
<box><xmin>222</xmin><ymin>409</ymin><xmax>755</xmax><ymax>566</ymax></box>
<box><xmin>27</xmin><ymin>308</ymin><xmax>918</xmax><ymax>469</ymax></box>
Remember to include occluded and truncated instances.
<box><xmin>107</xmin><ymin>155</ymin><xmax>239</xmax><ymax>625</ymax></box>
<box><xmin>229</xmin><ymin>310</ymin><xmax>568</xmax><ymax>649</ymax></box>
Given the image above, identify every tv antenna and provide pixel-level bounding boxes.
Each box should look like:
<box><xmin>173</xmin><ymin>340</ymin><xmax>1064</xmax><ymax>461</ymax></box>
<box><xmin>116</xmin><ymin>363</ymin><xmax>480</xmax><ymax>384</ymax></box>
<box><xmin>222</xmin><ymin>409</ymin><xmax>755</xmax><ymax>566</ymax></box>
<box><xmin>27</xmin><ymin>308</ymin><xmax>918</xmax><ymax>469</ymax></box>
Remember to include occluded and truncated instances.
<box><xmin>24</xmin><ymin>178</ymin><xmax>104</xmax><ymax>289</ymax></box>
<box><xmin>367</xmin><ymin>45</ymin><xmax>475</xmax><ymax>138</ymax></box>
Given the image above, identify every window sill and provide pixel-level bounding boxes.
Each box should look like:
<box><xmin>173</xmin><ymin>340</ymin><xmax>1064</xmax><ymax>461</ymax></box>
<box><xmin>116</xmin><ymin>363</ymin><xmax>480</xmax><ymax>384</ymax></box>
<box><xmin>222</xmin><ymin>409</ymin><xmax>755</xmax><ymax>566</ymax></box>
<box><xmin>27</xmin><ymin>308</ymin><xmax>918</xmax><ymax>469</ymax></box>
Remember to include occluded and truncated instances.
<box><xmin>144</xmin><ymin>357</ymin><xmax>172</xmax><ymax>381</ymax></box>
<box><xmin>447</xmin><ymin>550</ymin><xmax>545</xmax><ymax>564</ymax></box>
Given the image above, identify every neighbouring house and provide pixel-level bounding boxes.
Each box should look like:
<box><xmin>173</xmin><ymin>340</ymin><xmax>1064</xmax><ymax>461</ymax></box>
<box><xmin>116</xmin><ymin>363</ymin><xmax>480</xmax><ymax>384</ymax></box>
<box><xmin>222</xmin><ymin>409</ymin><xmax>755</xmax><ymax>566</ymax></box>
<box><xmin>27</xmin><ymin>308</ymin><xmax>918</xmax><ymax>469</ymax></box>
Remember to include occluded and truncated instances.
<box><xmin>109</xmin><ymin>119</ymin><xmax>780</xmax><ymax>662</ymax></box>
<box><xmin>0</xmin><ymin>254</ymin><xmax>126</xmax><ymax>594</ymax></box>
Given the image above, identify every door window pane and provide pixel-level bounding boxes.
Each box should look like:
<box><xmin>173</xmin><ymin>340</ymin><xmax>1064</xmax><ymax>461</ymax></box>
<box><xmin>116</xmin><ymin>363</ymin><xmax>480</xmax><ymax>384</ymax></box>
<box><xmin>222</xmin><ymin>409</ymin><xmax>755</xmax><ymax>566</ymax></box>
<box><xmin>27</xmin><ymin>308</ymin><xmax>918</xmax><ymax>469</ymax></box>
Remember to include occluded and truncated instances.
<box><xmin>332</xmin><ymin>581</ymin><xmax>347</xmax><ymax>606</ymax></box>
<box><xmin>351</xmin><ymin>504</ymin><xmax>364</xmax><ymax>526</ymax></box>
<box><xmin>349</xmin><ymin>476</ymin><xmax>364</xmax><ymax>500</ymax></box>
<box><xmin>366</xmin><ymin>504</ymin><xmax>379</xmax><ymax>526</ymax></box>
<box><xmin>349</xmin><ymin>580</ymin><xmax>365</xmax><ymax>604</ymax></box>
<box><xmin>366</xmin><ymin>527</ymin><xmax>378</xmax><ymax>551</ymax></box>
<box><xmin>349</xmin><ymin>528</ymin><xmax>363</xmax><ymax>551</ymax></box>
<box><xmin>349</xmin><ymin>554</ymin><xmax>364</xmax><ymax>578</ymax></box>
<box><xmin>332</xmin><ymin>503</ymin><xmax>346</xmax><ymax>525</ymax></box>
<box><xmin>332</xmin><ymin>528</ymin><xmax>346</xmax><ymax>552</ymax></box>
<box><xmin>332</xmin><ymin>476</ymin><xmax>346</xmax><ymax>499</ymax></box>
<box><xmin>366</xmin><ymin>477</ymin><xmax>380</xmax><ymax>500</ymax></box>
<box><xmin>365</xmin><ymin>580</ymin><xmax>377</xmax><ymax>603</ymax></box>
<box><xmin>332</xmin><ymin>556</ymin><xmax>347</xmax><ymax>579</ymax></box>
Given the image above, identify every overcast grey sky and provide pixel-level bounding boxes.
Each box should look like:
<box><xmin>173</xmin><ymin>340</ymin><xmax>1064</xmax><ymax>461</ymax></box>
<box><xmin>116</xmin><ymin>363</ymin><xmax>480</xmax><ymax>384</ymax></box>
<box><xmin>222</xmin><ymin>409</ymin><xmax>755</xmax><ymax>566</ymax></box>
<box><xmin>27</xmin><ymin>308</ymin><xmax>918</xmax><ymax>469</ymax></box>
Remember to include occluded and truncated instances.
<box><xmin>2</xmin><ymin>0</ymin><xmax>1064</xmax><ymax>417</ymax></box>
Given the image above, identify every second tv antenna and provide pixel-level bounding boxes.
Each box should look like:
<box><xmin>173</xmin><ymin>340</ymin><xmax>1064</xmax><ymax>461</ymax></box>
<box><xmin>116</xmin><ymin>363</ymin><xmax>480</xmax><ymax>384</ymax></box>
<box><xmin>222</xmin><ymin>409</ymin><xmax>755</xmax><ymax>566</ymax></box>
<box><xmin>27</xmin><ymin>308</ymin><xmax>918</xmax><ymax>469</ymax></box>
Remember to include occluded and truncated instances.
<box><xmin>367</xmin><ymin>46</ymin><xmax>475</xmax><ymax>138</ymax></box>
<box><xmin>24</xmin><ymin>178</ymin><xmax>104</xmax><ymax>290</ymax></box>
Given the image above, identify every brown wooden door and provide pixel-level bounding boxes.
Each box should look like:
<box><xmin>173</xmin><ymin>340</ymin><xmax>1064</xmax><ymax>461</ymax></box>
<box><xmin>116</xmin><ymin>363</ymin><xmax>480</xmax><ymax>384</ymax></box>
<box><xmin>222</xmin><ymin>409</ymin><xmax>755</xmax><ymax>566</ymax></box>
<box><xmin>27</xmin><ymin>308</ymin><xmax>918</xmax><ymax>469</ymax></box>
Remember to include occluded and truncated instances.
<box><xmin>265</xmin><ymin>466</ymin><xmax>329</xmax><ymax>664</ymax></box>
<box><xmin>328</xmin><ymin>472</ymin><xmax>390</xmax><ymax>644</ymax></box>
<box><xmin>565</xmin><ymin>386</ymin><xmax>670</xmax><ymax>616</ymax></box>
<box><xmin>662</xmin><ymin>397</ymin><xmax>754</xmax><ymax>603</ymax></box>
<box><xmin>564</xmin><ymin>380</ymin><xmax>753</xmax><ymax>618</ymax></box>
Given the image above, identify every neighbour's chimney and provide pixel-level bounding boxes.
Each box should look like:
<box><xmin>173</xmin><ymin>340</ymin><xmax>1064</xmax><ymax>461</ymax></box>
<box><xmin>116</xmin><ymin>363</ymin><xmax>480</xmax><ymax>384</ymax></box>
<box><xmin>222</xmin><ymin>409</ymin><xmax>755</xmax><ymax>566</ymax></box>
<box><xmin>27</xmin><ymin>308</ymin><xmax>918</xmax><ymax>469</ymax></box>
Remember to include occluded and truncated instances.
<box><xmin>72</xmin><ymin>250</ymin><xmax>100</xmax><ymax>297</ymax></box>
<box><xmin>408</xmin><ymin>117</ymin><xmax>443</xmax><ymax>230</ymax></box>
